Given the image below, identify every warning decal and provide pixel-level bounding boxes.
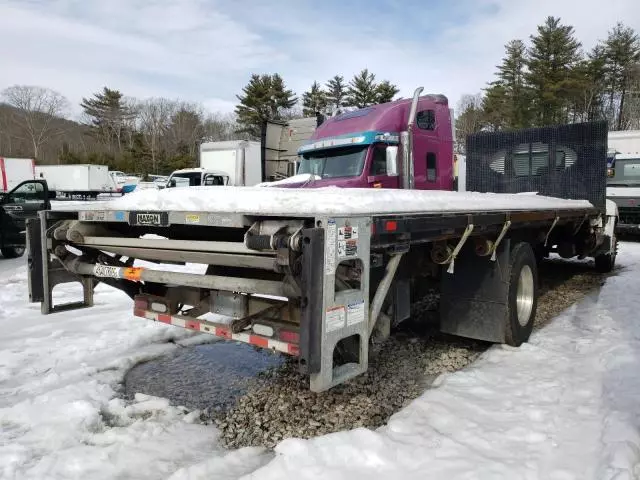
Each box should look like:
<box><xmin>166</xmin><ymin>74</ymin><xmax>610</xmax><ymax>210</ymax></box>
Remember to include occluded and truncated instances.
<box><xmin>347</xmin><ymin>300</ymin><xmax>365</xmax><ymax>326</ymax></box>
<box><xmin>325</xmin><ymin>220</ymin><xmax>337</xmax><ymax>275</ymax></box>
<box><xmin>326</xmin><ymin>305</ymin><xmax>346</xmax><ymax>332</ymax></box>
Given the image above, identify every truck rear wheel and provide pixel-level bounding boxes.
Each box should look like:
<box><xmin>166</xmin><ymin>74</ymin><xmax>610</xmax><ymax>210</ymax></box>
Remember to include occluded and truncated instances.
<box><xmin>1</xmin><ymin>246</ymin><xmax>25</xmax><ymax>259</ymax></box>
<box><xmin>505</xmin><ymin>242</ymin><xmax>538</xmax><ymax>347</ymax></box>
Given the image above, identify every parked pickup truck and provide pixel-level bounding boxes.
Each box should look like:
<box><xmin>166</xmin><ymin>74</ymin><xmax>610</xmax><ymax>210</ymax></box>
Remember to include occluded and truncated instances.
<box><xmin>26</xmin><ymin>88</ymin><xmax>617</xmax><ymax>392</ymax></box>
<box><xmin>0</xmin><ymin>180</ymin><xmax>51</xmax><ymax>258</ymax></box>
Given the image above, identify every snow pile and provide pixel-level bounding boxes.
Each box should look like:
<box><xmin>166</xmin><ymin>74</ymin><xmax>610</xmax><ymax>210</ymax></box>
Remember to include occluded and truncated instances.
<box><xmin>245</xmin><ymin>242</ymin><xmax>640</xmax><ymax>480</ymax></box>
<box><xmin>61</xmin><ymin>185</ymin><xmax>595</xmax><ymax>216</ymax></box>
<box><xmin>256</xmin><ymin>174</ymin><xmax>320</xmax><ymax>187</ymax></box>
<box><xmin>0</xmin><ymin>263</ymin><xmax>269</xmax><ymax>480</ymax></box>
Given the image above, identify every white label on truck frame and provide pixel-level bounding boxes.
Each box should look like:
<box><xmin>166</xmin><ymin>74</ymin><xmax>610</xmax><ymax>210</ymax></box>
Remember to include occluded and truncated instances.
<box><xmin>326</xmin><ymin>305</ymin><xmax>346</xmax><ymax>332</ymax></box>
<box><xmin>93</xmin><ymin>265</ymin><xmax>121</xmax><ymax>279</ymax></box>
<box><xmin>325</xmin><ymin>220</ymin><xmax>337</xmax><ymax>275</ymax></box>
<box><xmin>347</xmin><ymin>300</ymin><xmax>365</xmax><ymax>326</ymax></box>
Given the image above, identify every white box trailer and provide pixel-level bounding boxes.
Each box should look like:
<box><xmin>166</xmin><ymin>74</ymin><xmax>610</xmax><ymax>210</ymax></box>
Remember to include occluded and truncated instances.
<box><xmin>609</xmin><ymin>130</ymin><xmax>640</xmax><ymax>155</ymax></box>
<box><xmin>0</xmin><ymin>157</ymin><xmax>35</xmax><ymax>192</ymax></box>
<box><xmin>263</xmin><ymin>117</ymin><xmax>318</xmax><ymax>181</ymax></box>
<box><xmin>199</xmin><ymin>140</ymin><xmax>262</xmax><ymax>186</ymax></box>
<box><xmin>35</xmin><ymin>164</ymin><xmax>117</xmax><ymax>198</ymax></box>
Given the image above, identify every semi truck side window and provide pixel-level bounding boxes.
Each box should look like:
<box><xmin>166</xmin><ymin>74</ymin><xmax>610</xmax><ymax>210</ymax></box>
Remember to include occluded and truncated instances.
<box><xmin>370</xmin><ymin>147</ymin><xmax>387</xmax><ymax>175</ymax></box>
<box><xmin>426</xmin><ymin>153</ymin><xmax>437</xmax><ymax>181</ymax></box>
<box><xmin>416</xmin><ymin>110</ymin><xmax>436</xmax><ymax>130</ymax></box>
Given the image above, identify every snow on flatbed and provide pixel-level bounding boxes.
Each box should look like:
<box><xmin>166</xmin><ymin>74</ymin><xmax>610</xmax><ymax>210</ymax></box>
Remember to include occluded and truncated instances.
<box><xmin>56</xmin><ymin>186</ymin><xmax>595</xmax><ymax>216</ymax></box>
<box><xmin>2</xmin><ymin>245</ymin><xmax>640</xmax><ymax>479</ymax></box>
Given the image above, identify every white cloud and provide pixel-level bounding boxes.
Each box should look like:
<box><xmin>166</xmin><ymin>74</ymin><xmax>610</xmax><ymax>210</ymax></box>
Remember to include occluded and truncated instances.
<box><xmin>1</xmin><ymin>0</ymin><xmax>639</xmax><ymax>118</ymax></box>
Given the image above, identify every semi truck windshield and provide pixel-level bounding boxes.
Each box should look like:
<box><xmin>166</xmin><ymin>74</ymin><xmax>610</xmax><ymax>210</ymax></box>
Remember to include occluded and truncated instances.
<box><xmin>298</xmin><ymin>145</ymin><xmax>367</xmax><ymax>179</ymax></box>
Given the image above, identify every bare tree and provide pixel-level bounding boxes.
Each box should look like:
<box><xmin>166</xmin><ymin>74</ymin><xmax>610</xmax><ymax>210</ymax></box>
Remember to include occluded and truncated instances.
<box><xmin>455</xmin><ymin>94</ymin><xmax>485</xmax><ymax>153</ymax></box>
<box><xmin>137</xmin><ymin>98</ymin><xmax>175</xmax><ymax>172</ymax></box>
<box><xmin>1</xmin><ymin>85</ymin><xmax>69</xmax><ymax>159</ymax></box>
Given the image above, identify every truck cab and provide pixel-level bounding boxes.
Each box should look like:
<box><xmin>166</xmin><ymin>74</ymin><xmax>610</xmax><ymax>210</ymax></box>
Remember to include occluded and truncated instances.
<box><xmin>165</xmin><ymin>168</ymin><xmax>230</xmax><ymax>189</ymax></box>
<box><xmin>0</xmin><ymin>180</ymin><xmax>51</xmax><ymax>258</ymax></box>
<box><xmin>290</xmin><ymin>90</ymin><xmax>454</xmax><ymax>191</ymax></box>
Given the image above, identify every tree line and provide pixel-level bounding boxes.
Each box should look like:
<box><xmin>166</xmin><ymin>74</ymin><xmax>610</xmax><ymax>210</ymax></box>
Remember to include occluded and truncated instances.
<box><xmin>455</xmin><ymin>17</ymin><xmax>640</xmax><ymax>152</ymax></box>
<box><xmin>0</xmin><ymin>86</ymin><xmax>240</xmax><ymax>175</ymax></box>
<box><xmin>234</xmin><ymin>69</ymin><xmax>400</xmax><ymax>137</ymax></box>
<box><xmin>0</xmin><ymin>69</ymin><xmax>399</xmax><ymax>175</ymax></box>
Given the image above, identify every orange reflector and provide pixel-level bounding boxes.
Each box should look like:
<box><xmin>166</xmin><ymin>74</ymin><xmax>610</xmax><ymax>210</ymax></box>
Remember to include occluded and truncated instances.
<box><xmin>385</xmin><ymin>220</ymin><xmax>398</xmax><ymax>232</ymax></box>
<box><xmin>124</xmin><ymin>267</ymin><xmax>143</xmax><ymax>281</ymax></box>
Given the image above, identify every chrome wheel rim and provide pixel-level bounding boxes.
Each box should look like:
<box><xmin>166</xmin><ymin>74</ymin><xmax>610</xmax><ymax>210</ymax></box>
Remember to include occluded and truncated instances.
<box><xmin>516</xmin><ymin>265</ymin><xmax>534</xmax><ymax>327</ymax></box>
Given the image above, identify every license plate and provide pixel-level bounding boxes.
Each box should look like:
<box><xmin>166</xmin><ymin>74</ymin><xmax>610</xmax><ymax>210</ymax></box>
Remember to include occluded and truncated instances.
<box><xmin>93</xmin><ymin>265</ymin><xmax>121</xmax><ymax>278</ymax></box>
<box><xmin>129</xmin><ymin>211</ymin><xmax>168</xmax><ymax>227</ymax></box>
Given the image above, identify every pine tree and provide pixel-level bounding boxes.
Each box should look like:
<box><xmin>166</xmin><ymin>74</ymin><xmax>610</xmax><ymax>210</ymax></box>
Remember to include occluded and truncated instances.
<box><xmin>526</xmin><ymin>17</ymin><xmax>583</xmax><ymax>126</ymax></box>
<box><xmin>602</xmin><ymin>22</ymin><xmax>640</xmax><ymax>129</ymax></box>
<box><xmin>325</xmin><ymin>75</ymin><xmax>347</xmax><ymax>114</ymax></box>
<box><xmin>235</xmin><ymin>74</ymin><xmax>298</xmax><ymax>138</ymax></box>
<box><xmin>496</xmin><ymin>40</ymin><xmax>531</xmax><ymax>128</ymax></box>
<box><xmin>375</xmin><ymin>80</ymin><xmax>400</xmax><ymax>104</ymax></box>
<box><xmin>345</xmin><ymin>69</ymin><xmax>378</xmax><ymax>108</ymax></box>
<box><xmin>80</xmin><ymin>87</ymin><xmax>136</xmax><ymax>152</ymax></box>
<box><xmin>482</xmin><ymin>83</ymin><xmax>509</xmax><ymax>131</ymax></box>
<box><xmin>302</xmin><ymin>81</ymin><xmax>328</xmax><ymax>116</ymax></box>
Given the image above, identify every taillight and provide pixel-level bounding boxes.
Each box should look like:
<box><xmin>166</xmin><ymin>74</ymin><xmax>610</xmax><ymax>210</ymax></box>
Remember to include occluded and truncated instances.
<box><xmin>134</xmin><ymin>297</ymin><xmax>148</xmax><ymax>310</ymax></box>
<box><xmin>279</xmin><ymin>329</ymin><xmax>300</xmax><ymax>344</ymax></box>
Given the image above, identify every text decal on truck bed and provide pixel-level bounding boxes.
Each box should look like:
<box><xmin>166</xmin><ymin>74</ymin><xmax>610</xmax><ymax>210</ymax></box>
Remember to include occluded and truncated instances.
<box><xmin>93</xmin><ymin>265</ymin><xmax>121</xmax><ymax>279</ymax></box>
<box><xmin>129</xmin><ymin>211</ymin><xmax>169</xmax><ymax>227</ymax></box>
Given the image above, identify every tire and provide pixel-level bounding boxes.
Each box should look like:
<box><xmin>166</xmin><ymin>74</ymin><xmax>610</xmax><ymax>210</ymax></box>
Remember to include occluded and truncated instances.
<box><xmin>595</xmin><ymin>229</ymin><xmax>617</xmax><ymax>274</ymax></box>
<box><xmin>1</xmin><ymin>246</ymin><xmax>25</xmax><ymax>259</ymax></box>
<box><xmin>505</xmin><ymin>242</ymin><xmax>538</xmax><ymax>347</ymax></box>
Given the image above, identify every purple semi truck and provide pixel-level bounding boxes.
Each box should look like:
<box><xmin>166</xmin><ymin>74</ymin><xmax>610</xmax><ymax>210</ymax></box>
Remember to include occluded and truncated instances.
<box><xmin>267</xmin><ymin>88</ymin><xmax>455</xmax><ymax>192</ymax></box>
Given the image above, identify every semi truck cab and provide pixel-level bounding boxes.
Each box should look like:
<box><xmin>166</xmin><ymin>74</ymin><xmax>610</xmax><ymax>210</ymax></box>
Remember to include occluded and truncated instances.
<box><xmin>290</xmin><ymin>89</ymin><xmax>454</xmax><ymax>191</ymax></box>
<box><xmin>0</xmin><ymin>180</ymin><xmax>51</xmax><ymax>258</ymax></box>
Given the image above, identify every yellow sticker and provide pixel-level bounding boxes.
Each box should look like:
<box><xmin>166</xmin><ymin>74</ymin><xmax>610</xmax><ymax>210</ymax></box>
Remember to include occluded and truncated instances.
<box><xmin>186</xmin><ymin>214</ymin><xmax>200</xmax><ymax>224</ymax></box>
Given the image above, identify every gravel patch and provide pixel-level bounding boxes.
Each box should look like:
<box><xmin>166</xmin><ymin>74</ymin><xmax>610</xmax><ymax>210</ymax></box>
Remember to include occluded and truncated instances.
<box><xmin>214</xmin><ymin>258</ymin><xmax>612</xmax><ymax>449</ymax></box>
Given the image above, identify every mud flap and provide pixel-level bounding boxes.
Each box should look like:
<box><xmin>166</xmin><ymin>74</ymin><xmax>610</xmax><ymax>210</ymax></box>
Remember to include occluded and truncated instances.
<box><xmin>439</xmin><ymin>239</ymin><xmax>510</xmax><ymax>343</ymax></box>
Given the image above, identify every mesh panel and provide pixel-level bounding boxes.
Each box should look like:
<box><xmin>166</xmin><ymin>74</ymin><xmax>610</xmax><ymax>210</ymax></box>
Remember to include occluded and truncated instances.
<box><xmin>466</xmin><ymin>121</ymin><xmax>608</xmax><ymax>211</ymax></box>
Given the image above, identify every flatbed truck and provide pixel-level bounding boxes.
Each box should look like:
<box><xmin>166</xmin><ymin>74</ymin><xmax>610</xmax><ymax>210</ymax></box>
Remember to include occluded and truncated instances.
<box><xmin>26</xmin><ymin>90</ymin><xmax>617</xmax><ymax>392</ymax></box>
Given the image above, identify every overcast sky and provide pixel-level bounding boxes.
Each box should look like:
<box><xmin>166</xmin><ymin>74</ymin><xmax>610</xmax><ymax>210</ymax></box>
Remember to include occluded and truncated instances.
<box><xmin>1</xmin><ymin>0</ymin><xmax>639</xmax><ymax>119</ymax></box>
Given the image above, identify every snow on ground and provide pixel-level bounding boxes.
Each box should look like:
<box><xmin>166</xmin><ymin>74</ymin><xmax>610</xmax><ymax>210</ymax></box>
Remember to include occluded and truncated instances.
<box><xmin>245</xmin><ymin>241</ymin><xmax>640</xmax><ymax>480</ymax></box>
<box><xmin>0</xmin><ymin>259</ymin><xmax>270</xmax><ymax>480</ymax></box>
<box><xmin>2</xmin><ymin>243</ymin><xmax>640</xmax><ymax>479</ymax></box>
<box><xmin>55</xmin><ymin>186</ymin><xmax>594</xmax><ymax>216</ymax></box>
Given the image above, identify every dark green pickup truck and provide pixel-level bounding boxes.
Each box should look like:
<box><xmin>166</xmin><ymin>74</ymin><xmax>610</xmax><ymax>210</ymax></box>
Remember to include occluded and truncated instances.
<box><xmin>607</xmin><ymin>154</ymin><xmax>640</xmax><ymax>235</ymax></box>
<box><xmin>0</xmin><ymin>180</ymin><xmax>52</xmax><ymax>258</ymax></box>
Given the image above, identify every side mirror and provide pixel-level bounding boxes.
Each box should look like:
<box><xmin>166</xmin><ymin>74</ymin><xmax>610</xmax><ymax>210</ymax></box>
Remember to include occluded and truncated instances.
<box><xmin>169</xmin><ymin>179</ymin><xmax>177</xmax><ymax>188</ymax></box>
<box><xmin>386</xmin><ymin>146</ymin><xmax>399</xmax><ymax>176</ymax></box>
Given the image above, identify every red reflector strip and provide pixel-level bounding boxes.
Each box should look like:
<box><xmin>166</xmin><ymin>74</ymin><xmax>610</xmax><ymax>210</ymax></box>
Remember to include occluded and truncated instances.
<box><xmin>133</xmin><ymin>309</ymin><xmax>298</xmax><ymax>356</ymax></box>
<box><xmin>185</xmin><ymin>320</ymin><xmax>199</xmax><ymax>330</ymax></box>
<box><xmin>250</xmin><ymin>335</ymin><xmax>269</xmax><ymax>348</ymax></box>
<box><xmin>385</xmin><ymin>220</ymin><xmax>397</xmax><ymax>232</ymax></box>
